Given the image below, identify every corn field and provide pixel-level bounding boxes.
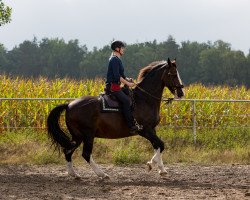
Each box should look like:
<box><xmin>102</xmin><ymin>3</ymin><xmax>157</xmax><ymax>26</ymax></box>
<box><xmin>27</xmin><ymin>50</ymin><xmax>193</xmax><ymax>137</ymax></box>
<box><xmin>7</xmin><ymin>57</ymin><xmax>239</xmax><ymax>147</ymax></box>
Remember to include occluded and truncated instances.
<box><xmin>0</xmin><ymin>75</ymin><xmax>249</xmax><ymax>131</ymax></box>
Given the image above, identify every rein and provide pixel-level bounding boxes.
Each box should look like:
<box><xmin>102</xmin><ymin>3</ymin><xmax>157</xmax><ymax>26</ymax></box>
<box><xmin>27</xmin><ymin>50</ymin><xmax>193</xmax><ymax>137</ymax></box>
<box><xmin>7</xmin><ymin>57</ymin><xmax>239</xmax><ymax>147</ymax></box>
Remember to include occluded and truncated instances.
<box><xmin>135</xmin><ymin>84</ymin><xmax>162</xmax><ymax>100</ymax></box>
<box><xmin>135</xmin><ymin>84</ymin><xmax>174</xmax><ymax>104</ymax></box>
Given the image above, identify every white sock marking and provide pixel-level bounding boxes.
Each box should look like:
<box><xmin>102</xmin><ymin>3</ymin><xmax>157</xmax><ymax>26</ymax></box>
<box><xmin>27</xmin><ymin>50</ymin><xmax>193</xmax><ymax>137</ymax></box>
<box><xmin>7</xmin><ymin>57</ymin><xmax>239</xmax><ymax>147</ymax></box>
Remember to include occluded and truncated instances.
<box><xmin>147</xmin><ymin>148</ymin><xmax>167</xmax><ymax>174</ymax></box>
<box><xmin>67</xmin><ymin>162</ymin><xmax>80</xmax><ymax>177</ymax></box>
<box><xmin>89</xmin><ymin>155</ymin><xmax>108</xmax><ymax>178</ymax></box>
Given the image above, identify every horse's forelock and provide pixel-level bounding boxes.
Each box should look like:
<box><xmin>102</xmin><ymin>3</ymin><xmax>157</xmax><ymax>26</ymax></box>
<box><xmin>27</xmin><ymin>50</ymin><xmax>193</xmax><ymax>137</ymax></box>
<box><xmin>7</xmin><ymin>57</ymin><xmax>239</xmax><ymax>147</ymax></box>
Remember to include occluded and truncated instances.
<box><xmin>137</xmin><ymin>61</ymin><xmax>167</xmax><ymax>82</ymax></box>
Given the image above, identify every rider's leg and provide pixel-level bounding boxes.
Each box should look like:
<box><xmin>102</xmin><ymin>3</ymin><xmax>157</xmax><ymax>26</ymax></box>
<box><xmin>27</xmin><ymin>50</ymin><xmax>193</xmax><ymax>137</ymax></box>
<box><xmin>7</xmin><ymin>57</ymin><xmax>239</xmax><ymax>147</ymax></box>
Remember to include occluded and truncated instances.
<box><xmin>112</xmin><ymin>90</ymin><xmax>134</xmax><ymax>128</ymax></box>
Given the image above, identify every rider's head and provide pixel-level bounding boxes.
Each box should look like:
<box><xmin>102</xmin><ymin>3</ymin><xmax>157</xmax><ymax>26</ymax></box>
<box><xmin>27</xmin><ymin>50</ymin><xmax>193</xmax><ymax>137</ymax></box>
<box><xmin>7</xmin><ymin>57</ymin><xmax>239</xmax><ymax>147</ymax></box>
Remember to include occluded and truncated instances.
<box><xmin>111</xmin><ymin>40</ymin><xmax>125</xmax><ymax>56</ymax></box>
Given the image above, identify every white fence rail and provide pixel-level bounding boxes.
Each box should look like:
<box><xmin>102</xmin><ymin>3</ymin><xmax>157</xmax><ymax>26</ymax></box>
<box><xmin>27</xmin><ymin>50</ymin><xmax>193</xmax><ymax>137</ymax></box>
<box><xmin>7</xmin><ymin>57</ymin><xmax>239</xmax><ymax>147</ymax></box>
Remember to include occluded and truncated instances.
<box><xmin>162</xmin><ymin>98</ymin><xmax>250</xmax><ymax>143</ymax></box>
<box><xmin>0</xmin><ymin>98</ymin><xmax>249</xmax><ymax>144</ymax></box>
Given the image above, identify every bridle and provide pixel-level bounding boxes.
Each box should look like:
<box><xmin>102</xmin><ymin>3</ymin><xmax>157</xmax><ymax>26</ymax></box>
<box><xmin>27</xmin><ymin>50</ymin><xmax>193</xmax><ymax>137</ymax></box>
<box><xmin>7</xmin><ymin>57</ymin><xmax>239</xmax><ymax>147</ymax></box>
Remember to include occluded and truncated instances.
<box><xmin>165</xmin><ymin>64</ymin><xmax>184</xmax><ymax>90</ymax></box>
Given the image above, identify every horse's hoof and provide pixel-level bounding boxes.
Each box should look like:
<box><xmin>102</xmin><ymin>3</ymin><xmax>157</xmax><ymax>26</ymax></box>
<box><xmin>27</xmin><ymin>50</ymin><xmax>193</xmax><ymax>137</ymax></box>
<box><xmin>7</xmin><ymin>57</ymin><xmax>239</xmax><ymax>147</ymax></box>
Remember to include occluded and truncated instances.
<box><xmin>101</xmin><ymin>174</ymin><xmax>110</xmax><ymax>180</ymax></box>
<box><xmin>146</xmin><ymin>162</ymin><xmax>153</xmax><ymax>172</ymax></box>
<box><xmin>74</xmin><ymin>175</ymin><xmax>81</xmax><ymax>180</ymax></box>
<box><xmin>69</xmin><ymin>172</ymin><xmax>81</xmax><ymax>179</ymax></box>
<box><xmin>159</xmin><ymin>170</ymin><xmax>167</xmax><ymax>176</ymax></box>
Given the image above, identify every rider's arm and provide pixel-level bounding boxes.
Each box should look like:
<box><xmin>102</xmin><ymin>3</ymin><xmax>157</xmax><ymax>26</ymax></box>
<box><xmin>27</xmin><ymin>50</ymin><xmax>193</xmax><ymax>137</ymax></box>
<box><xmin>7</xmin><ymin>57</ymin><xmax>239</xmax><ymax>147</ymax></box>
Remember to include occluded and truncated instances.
<box><xmin>111</xmin><ymin>57</ymin><xmax>135</xmax><ymax>87</ymax></box>
<box><xmin>120</xmin><ymin>77</ymin><xmax>135</xmax><ymax>87</ymax></box>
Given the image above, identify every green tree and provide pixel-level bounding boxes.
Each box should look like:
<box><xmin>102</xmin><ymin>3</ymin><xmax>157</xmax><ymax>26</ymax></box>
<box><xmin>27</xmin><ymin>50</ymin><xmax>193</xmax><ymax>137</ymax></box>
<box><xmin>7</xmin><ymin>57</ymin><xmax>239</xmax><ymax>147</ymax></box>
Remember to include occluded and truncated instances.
<box><xmin>246</xmin><ymin>52</ymin><xmax>250</xmax><ymax>86</ymax></box>
<box><xmin>199</xmin><ymin>42</ymin><xmax>228</xmax><ymax>84</ymax></box>
<box><xmin>1</xmin><ymin>36</ymin><xmax>249</xmax><ymax>87</ymax></box>
<box><xmin>158</xmin><ymin>35</ymin><xmax>179</xmax><ymax>59</ymax></box>
<box><xmin>123</xmin><ymin>41</ymin><xmax>158</xmax><ymax>78</ymax></box>
<box><xmin>64</xmin><ymin>40</ymin><xmax>87</xmax><ymax>77</ymax></box>
<box><xmin>198</xmin><ymin>40</ymin><xmax>247</xmax><ymax>86</ymax></box>
<box><xmin>178</xmin><ymin>41</ymin><xmax>209</xmax><ymax>84</ymax></box>
<box><xmin>220</xmin><ymin>50</ymin><xmax>247</xmax><ymax>86</ymax></box>
<box><xmin>7</xmin><ymin>38</ymin><xmax>41</xmax><ymax>76</ymax></box>
<box><xmin>80</xmin><ymin>45</ymin><xmax>110</xmax><ymax>78</ymax></box>
<box><xmin>123</xmin><ymin>37</ymin><xmax>179</xmax><ymax>79</ymax></box>
<box><xmin>0</xmin><ymin>0</ymin><xmax>12</xmax><ymax>26</ymax></box>
<box><xmin>40</xmin><ymin>38</ymin><xmax>87</xmax><ymax>78</ymax></box>
<box><xmin>0</xmin><ymin>43</ymin><xmax>8</xmax><ymax>72</ymax></box>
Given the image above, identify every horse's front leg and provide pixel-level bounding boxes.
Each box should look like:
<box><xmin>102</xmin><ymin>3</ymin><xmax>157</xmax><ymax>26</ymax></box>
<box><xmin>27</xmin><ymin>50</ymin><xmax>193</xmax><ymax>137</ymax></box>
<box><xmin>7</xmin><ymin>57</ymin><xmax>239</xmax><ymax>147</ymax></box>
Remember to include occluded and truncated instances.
<box><xmin>147</xmin><ymin>148</ymin><xmax>167</xmax><ymax>176</ymax></box>
<box><xmin>140</xmin><ymin>129</ymin><xmax>167</xmax><ymax>176</ymax></box>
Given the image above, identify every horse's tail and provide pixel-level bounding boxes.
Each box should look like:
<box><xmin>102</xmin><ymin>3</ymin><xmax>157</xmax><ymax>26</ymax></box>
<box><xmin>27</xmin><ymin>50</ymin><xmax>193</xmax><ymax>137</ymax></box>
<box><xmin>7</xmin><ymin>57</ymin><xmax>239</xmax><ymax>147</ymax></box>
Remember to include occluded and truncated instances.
<box><xmin>47</xmin><ymin>104</ymin><xmax>74</xmax><ymax>150</ymax></box>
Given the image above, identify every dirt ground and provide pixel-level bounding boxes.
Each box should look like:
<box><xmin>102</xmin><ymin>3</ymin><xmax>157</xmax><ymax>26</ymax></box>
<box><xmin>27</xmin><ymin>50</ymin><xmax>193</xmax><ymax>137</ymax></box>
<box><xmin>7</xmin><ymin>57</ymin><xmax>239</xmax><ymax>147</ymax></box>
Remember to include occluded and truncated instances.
<box><xmin>0</xmin><ymin>164</ymin><xmax>249</xmax><ymax>200</ymax></box>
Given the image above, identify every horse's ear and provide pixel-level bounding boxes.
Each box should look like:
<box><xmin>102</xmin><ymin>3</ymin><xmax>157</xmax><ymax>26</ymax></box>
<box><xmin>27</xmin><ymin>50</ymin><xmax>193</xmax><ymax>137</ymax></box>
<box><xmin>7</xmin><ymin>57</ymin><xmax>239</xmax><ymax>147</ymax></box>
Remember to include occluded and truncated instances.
<box><xmin>172</xmin><ymin>58</ymin><xmax>176</xmax><ymax>64</ymax></box>
<box><xmin>167</xmin><ymin>58</ymin><xmax>171</xmax><ymax>65</ymax></box>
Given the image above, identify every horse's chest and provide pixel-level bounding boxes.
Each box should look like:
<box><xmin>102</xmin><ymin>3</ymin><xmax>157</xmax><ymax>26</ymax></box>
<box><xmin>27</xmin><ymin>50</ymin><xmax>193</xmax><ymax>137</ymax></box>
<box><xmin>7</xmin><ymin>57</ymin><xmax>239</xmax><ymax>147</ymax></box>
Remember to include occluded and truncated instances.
<box><xmin>135</xmin><ymin>105</ymin><xmax>160</xmax><ymax>127</ymax></box>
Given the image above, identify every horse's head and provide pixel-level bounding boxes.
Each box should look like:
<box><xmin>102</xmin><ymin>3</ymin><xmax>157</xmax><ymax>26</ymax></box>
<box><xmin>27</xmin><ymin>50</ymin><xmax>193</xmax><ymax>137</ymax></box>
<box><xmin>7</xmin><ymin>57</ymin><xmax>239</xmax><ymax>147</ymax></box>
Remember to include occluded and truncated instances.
<box><xmin>136</xmin><ymin>59</ymin><xmax>184</xmax><ymax>100</ymax></box>
<box><xmin>163</xmin><ymin>58</ymin><xmax>184</xmax><ymax>99</ymax></box>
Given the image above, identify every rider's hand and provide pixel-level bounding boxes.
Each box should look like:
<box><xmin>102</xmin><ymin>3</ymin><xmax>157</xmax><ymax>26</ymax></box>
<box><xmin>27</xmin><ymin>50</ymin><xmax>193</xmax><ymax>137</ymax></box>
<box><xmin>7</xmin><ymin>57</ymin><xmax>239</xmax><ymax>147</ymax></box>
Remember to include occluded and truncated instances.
<box><xmin>126</xmin><ymin>77</ymin><xmax>134</xmax><ymax>83</ymax></box>
<box><xmin>127</xmin><ymin>82</ymin><xmax>135</xmax><ymax>87</ymax></box>
<box><xmin>120</xmin><ymin>77</ymin><xmax>135</xmax><ymax>87</ymax></box>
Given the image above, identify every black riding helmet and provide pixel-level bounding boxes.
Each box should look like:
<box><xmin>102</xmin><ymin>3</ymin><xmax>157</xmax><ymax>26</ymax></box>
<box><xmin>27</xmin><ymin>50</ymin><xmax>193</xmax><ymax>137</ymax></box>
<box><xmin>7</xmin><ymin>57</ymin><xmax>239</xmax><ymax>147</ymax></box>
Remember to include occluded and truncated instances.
<box><xmin>111</xmin><ymin>40</ymin><xmax>125</xmax><ymax>51</ymax></box>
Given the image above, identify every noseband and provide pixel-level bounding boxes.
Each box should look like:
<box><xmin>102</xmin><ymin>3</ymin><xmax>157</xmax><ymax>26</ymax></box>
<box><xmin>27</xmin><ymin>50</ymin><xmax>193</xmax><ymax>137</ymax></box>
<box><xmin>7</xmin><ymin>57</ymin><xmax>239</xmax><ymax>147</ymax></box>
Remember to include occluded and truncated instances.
<box><xmin>166</xmin><ymin>67</ymin><xmax>184</xmax><ymax>89</ymax></box>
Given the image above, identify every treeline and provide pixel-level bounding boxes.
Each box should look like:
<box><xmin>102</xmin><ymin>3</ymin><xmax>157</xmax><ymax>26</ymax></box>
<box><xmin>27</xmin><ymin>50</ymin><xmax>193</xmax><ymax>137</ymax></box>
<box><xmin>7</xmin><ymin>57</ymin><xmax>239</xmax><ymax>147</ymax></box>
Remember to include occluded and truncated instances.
<box><xmin>0</xmin><ymin>36</ymin><xmax>249</xmax><ymax>87</ymax></box>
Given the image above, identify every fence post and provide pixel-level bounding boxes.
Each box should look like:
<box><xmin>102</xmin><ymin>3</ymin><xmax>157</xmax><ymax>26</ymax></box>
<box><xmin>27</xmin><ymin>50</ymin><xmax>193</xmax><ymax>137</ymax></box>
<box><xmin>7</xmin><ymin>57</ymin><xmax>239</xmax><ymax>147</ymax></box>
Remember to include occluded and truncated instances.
<box><xmin>192</xmin><ymin>100</ymin><xmax>197</xmax><ymax>144</ymax></box>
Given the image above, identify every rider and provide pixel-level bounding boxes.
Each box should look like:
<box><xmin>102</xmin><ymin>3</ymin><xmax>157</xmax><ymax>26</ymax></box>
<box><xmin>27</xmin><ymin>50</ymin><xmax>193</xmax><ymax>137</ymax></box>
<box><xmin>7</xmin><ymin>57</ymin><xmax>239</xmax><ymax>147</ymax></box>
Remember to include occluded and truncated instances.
<box><xmin>105</xmin><ymin>40</ymin><xmax>140</xmax><ymax>133</ymax></box>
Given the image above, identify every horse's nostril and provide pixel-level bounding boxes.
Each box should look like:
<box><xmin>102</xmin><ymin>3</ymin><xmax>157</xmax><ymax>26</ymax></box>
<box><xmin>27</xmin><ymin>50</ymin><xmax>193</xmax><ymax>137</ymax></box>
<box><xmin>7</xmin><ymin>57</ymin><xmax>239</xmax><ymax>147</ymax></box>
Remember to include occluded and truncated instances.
<box><xmin>177</xmin><ymin>89</ymin><xmax>184</xmax><ymax>98</ymax></box>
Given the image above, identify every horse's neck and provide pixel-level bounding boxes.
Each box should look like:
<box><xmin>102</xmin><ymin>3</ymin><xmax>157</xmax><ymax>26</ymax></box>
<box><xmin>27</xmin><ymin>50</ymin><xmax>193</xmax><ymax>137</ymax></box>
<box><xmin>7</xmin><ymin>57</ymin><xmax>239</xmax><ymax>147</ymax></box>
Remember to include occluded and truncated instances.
<box><xmin>135</xmin><ymin>79</ymin><xmax>164</xmax><ymax>109</ymax></box>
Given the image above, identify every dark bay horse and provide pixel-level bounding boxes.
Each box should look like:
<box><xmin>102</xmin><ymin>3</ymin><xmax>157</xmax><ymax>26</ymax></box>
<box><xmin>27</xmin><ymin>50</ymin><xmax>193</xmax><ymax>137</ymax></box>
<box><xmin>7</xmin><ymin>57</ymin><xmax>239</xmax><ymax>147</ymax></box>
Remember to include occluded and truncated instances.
<box><xmin>47</xmin><ymin>58</ymin><xmax>184</xmax><ymax>178</ymax></box>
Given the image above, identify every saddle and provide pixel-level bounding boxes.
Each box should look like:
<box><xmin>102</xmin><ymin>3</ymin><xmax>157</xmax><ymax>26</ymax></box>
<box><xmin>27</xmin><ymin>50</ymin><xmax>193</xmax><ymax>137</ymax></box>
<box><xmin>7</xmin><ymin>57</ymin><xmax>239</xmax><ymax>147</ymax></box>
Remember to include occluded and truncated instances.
<box><xmin>99</xmin><ymin>94</ymin><xmax>121</xmax><ymax>112</ymax></box>
<box><xmin>99</xmin><ymin>87</ymin><xmax>134</xmax><ymax>113</ymax></box>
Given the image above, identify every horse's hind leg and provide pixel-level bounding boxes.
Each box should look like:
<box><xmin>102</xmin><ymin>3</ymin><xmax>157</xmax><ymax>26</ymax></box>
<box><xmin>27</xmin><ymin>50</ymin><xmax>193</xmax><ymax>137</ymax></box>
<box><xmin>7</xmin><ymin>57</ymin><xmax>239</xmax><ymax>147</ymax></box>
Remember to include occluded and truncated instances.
<box><xmin>63</xmin><ymin>126</ymin><xmax>82</xmax><ymax>178</ymax></box>
<box><xmin>63</xmin><ymin>142</ymin><xmax>82</xmax><ymax>178</ymax></box>
<box><xmin>63</xmin><ymin>140</ymin><xmax>81</xmax><ymax>178</ymax></box>
<box><xmin>82</xmin><ymin>134</ymin><xmax>109</xmax><ymax>179</ymax></box>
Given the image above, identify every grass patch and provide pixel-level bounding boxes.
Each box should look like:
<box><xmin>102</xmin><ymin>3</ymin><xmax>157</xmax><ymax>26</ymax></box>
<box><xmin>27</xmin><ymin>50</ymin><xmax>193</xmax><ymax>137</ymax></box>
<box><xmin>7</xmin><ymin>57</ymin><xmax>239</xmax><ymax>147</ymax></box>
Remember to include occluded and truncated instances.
<box><xmin>0</xmin><ymin>127</ymin><xmax>249</xmax><ymax>165</ymax></box>
<box><xmin>0</xmin><ymin>129</ymin><xmax>64</xmax><ymax>164</ymax></box>
<box><xmin>112</xmin><ymin>138</ymin><xmax>146</xmax><ymax>165</ymax></box>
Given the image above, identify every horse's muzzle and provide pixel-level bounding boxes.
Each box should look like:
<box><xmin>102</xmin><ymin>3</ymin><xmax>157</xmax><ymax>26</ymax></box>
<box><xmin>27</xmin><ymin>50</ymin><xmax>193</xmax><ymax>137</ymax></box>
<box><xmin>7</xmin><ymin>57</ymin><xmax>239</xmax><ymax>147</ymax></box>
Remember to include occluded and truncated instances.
<box><xmin>176</xmin><ymin>87</ymin><xmax>184</xmax><ymax>99</ymax></box>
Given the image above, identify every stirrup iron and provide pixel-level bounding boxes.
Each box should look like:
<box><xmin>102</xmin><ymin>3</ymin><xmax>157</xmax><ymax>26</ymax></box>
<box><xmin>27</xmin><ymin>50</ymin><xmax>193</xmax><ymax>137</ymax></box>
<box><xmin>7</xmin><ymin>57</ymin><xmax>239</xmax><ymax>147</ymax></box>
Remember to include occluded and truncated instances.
<box><xmin>134</xmin><ymin>119</ymin><xmax>143</xmax><ymax>130</ymax></box>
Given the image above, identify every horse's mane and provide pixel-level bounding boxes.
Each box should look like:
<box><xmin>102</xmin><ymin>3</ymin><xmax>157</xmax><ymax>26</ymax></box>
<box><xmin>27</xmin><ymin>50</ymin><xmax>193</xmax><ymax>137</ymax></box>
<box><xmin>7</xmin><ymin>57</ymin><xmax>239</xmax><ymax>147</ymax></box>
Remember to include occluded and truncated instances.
<box><xmin>137</xmin><ymin>60</ymin><xmax>167</xmax><ymax>82</ymax></box>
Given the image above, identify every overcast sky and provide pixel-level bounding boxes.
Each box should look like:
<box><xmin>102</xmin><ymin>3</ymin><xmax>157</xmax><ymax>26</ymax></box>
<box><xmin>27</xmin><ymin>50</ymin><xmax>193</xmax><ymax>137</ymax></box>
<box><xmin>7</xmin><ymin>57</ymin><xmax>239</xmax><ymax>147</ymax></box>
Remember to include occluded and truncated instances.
<box><xmin>1</xmin><ymin>0</ymin><xmax>250</xmax><ymax>54</ymax></box>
